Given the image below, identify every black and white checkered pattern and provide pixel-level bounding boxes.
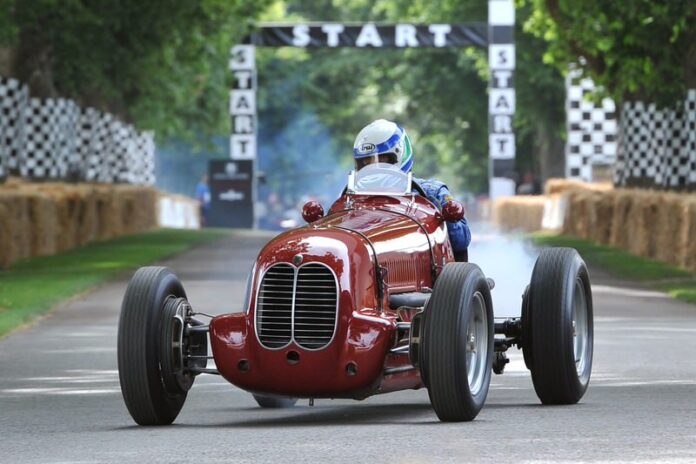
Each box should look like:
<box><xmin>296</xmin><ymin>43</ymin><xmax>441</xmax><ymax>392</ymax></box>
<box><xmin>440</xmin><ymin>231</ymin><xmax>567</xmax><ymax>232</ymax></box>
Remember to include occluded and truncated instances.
<box><xmin>565</xmin><ymin>70</ymin><xmax>617</xmax><ymax>182</ymax></box>
<box><xmin>1</xmin><ymin>75</ymin><xmax>156</xmax><ymax>185</ymax></box>
<box><xmin>686</xmin><ymin>90</ymin><xmax>696</xmax><ymax>187</ymax></box>
<box><xmin>0</xmin><ymin>77</ymin><xmax>29</xmax><ymax>180</ymax></box>
<box><xmin>20</xmin><ymin>98</ymin><xmax>63</xmax><ymax>179</ymax></box>
<box><xmin>132</xmin><ymin>130</ymin><xmax>155</xmax><ymax>185</ymax></box>
<box><xmin>616</xmin><ymin>90</ymin><xmax>696</xmax><ymax>190</ymax></box>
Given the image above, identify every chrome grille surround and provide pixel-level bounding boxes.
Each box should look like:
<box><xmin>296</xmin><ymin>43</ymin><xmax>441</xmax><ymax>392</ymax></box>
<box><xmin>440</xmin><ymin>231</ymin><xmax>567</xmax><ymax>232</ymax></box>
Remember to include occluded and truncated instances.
<box><xmin>254</xmin><ymin>262</ymin><xmax>339</xmax><ymax>350</ymax></box>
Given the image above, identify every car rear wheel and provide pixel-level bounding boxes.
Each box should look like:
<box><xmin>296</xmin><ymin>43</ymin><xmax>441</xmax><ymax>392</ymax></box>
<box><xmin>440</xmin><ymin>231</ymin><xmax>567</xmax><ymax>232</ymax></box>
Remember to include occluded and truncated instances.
<box><xmin>421</xmin><ymin>263</ymin><xmax>494</xmax><ymax>422</ymax></box>
<box><xmin>252</xmin><ymin>394</ymin><xmax>298</xmax><ymax>408</ymax></box>
<box><xmin>117</xmin><ymin>266</ymin><xmax>195</xmax><ymax>425</ymax></box>
<box><xmin>523</xmin><ymin>248</ymin><xmax>594</xmax><ymax>404</ymax></box>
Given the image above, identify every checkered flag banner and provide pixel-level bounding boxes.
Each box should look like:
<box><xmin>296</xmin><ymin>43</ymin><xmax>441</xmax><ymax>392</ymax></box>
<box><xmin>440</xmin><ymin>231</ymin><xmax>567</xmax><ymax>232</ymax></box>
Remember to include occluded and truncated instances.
<box><xmin>616</xmin><ymin>90</ymin><xmax>696</xmax><ymax>190</ymax></box>
<box><xmin>0</xmin><ymin>75</ymin><xmax>156</xmax><ymax>185</ymax></box>
<box><xmin>565</xmin><ymin>69</ymin><xmax>618</xmax><ymax>182</ymax></box>
<box><xmin>0</xmin><ymin>77</ymin><xmax>29</xmax><ymax>181</ymax></box>
<box><xmin>566</xmin><ymin>68</ymin><xmax>695</xmax><ymax>191</ymax></box>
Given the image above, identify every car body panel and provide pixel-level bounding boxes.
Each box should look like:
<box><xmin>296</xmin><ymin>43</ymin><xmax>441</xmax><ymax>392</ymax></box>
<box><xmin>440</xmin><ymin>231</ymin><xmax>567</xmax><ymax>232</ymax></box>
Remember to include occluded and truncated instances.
<box><xmin>209</xmin><ymin>193</ymin><xmax>455</xmax><ymax>398</ymax></box>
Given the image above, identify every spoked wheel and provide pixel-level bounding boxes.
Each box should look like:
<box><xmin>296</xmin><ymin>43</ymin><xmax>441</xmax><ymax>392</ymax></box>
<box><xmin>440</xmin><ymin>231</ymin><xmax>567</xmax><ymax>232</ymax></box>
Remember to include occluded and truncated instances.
<box><xmin>420</xmin><ymin>263</ymin><xmax>494</xmax><ymax>422</ymax></box>
<box><xmin>117</xmin><ymin>266</ymin><xmax>204</xmax><ymax>425</ymax></box>
<box><xmin>523</xmin><ymin>248</ymin><xmax>594</xmax><ymax>404</ymax></box>
<box><xmin>252</xmin><ymin>394</ymin><xmax>298</xmax><ymax>408</ymax></box>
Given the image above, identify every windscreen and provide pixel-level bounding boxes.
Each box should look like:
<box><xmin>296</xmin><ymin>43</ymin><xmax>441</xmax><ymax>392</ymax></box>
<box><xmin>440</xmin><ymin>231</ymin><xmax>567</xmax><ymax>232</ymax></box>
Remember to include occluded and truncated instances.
<box><xmin>347</xmin><ymin>163</ymin><xmax>412</xmax><ymax>196</ymax></box>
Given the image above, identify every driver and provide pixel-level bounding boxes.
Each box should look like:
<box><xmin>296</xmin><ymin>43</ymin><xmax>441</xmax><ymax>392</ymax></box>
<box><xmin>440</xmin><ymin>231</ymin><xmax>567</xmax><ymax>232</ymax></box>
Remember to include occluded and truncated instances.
<box><xmin>353</xmin><ymin>119</ymin><xmax>471</xmax><ymax>262</ymax></box>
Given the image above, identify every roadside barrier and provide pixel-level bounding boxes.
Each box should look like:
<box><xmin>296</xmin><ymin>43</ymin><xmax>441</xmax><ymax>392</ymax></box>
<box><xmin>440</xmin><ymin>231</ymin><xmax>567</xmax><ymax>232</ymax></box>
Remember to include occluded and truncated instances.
<box><xmin>493</xmin><ymin>180</ymin><xmax>696</xmax><ymax>272</ymax></box>
<box><xmin>0</xmin><ymin>179</ymin><xmax>156</xmax><ymax>268</ymax></box>
<box><xmin>492</xmin><ymin>196</ymin><xmax>547</xmax><ymax>233</ymax></box>
<box><xmin>158</xmin><ymin>194</ymin><xmax>200</xmax><ymax>229</ymax></box>
<box><xmin>563</xmin><ymin>189</ymin><xmax>696</xmax><ymax>272</ymax></box>
<box><xmin>0</xmin><ymin>76</ymin><xmax>155</xmax><ymax>185</ymax></box>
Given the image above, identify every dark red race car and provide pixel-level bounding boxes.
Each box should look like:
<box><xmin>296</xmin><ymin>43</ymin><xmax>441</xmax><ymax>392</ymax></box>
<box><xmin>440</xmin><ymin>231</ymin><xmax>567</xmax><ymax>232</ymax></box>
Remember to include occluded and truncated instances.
<box><xmin>117</xmin><ymin>164</ymin><xmax>593</xmax><ymax>424</ymax></box>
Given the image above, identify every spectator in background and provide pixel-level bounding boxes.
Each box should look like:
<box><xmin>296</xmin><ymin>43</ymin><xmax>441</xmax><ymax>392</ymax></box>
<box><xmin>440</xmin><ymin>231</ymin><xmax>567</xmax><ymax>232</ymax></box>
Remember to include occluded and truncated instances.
<box><xmin>195</xmin><ymin>174</ymin><xmax>211</xmax><ymax>227</ymax></box>
<box><xmin>517</xmin><ymin>172</ymin><xmax>543</xmax><ymax>195</ymax></box>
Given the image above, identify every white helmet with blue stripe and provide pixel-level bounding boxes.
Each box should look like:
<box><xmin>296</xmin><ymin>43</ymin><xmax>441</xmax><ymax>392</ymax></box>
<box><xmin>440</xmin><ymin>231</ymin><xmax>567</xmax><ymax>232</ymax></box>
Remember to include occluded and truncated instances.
<box><xmin>353</xmin><ymin>119</ymin><xmax>413</xmax><ymax>173</ymax></box>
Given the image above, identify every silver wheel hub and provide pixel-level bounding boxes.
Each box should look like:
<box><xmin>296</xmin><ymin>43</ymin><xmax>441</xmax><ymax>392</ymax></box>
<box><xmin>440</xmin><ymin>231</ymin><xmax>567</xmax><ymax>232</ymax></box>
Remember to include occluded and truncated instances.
<box><xmin>572</xmin><ymin>279</ymin><xmax>589</xmax><ymax>377</ymax></box>
<box><xmin>466</xmin><ymin>291</ymin><xmax>488</xmax><ymax>396</ymax></box>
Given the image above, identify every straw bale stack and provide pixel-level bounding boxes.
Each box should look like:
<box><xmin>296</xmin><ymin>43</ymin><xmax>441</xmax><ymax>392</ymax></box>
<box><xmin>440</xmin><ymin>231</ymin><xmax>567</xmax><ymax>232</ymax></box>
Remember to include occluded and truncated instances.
<box><xmin>653</xmin><ymin>193</ymin><xmax>686</xmax><ymax>265</ymax></box>
<box><xmin>625</xmin><ymin>190</ymin><xmax>659</xmax><ymax>258</ymax></box>
<box><xmin>608</xmin><ymin>190</ymin><xmax>634</xmax><ymax>250</ymax></box>
<box><xmin>592</xmin><ymin>192</ymin><xmax>614</xmax><ymax>245</ymax></box>
<box><xmin>545</xmin><ymin>178</ymin><xmax>613</xmax><ymax>196</ymax></box>
<box><xmin>0</xmin><ymin>190</ymin><xmax>31</xmax><ymax>266</ymax></box>
<box><xmin>493</xmin><ymin>196</ymin><xmax>546</xmax><ymax>232</ymax></box>
<box><xmin>494</xmin><ymin>182</ymin><xmax>696</xmax><ymax>273</ymax></box>
<box><xmin>0</xmin><ymin>179</ymin><xmax>157</xmax><ymax>268</ymax></box>
<box><xmin>25</xmin><ymin>190</ymin><xmax>58</xmax><ymax>257</ymax></box>
<box><xmin>682</xmin><ymin>198</ymin><xmax>696</xmax><ymax>272</ymax></box>
<box><xmin>561</xmin><ymin>188</ymin><xmax>696</xmax><ymax>273</ymax></box>
<box><xmin>561</xmin><ymin>190</ymin><xmax>595</xmax><ymax>238</ymax></box>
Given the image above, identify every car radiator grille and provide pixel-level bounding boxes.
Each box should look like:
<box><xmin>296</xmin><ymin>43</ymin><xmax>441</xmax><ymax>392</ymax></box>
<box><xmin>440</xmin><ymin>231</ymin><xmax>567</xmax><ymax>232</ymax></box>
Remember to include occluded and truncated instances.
<box><xmin>255</xmin><ymin>262</ymin><xmax>338</xmax><ymax>350</ymax></box>
<box><xmin>256</xmin><ymin>264</ymin><xmax>294</xmax><ymax>348</ymax></box>
<box><xmin>294</xmin><ymin>264</ymin><xmax>338</xmax><ymax>349</ymax></box>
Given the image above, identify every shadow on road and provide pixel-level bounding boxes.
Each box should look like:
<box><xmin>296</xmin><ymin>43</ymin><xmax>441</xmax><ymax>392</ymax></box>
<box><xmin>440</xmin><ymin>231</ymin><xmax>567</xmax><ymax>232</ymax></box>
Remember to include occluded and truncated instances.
<box><xmin>110</xmin><ymin>401</ymin><xmax>554</xmax><ymax>430</ymax></box>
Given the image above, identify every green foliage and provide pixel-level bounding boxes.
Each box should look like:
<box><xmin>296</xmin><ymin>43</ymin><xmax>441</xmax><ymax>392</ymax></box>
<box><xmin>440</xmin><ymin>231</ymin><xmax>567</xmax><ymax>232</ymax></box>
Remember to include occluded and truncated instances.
<box><xmin>257</xmin><ymin>0</ymin><xmax>565</xmax><ymax>193</ymax></box>
<box><xmin>1</xmin><ymin>0</ymin><xmax>271</xmax><ymax>139</ymax></box>
<box><xmin>2</xmin><ymin>0</ymin><xmax>568</xmax><ymax>191</ymax></box>
<box><xmin>524</xmin><ymin>0</ymin><xmax>696</xmax><ymax>105</ymax></box>
<box><xmin>0</xmin><ymin>228</ymin><xmax>232</xmax><ymax>337</ymax></box>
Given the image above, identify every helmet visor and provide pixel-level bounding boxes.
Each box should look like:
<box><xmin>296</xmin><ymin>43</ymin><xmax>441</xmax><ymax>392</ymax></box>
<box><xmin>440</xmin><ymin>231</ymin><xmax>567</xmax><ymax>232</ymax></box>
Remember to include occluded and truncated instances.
<box><xmin>355</xmin><ymin>153</ymin><xmax>398</xmax><ymax>170</ymax></box>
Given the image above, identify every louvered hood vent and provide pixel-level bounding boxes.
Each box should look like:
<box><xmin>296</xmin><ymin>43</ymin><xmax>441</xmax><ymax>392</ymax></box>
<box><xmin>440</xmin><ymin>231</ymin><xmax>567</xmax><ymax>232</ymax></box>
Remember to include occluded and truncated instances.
<box><xmin>255</xmin><ymin>262</ymin><xmax>338</xmax><ymax>350</ymax></box>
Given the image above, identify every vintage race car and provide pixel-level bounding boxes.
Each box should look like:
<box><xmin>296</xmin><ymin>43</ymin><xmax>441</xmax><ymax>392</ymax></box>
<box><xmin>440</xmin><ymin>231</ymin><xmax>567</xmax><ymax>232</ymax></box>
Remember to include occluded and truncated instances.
<box><xmin>117</xmin><ymin>164</ymin><xmax>594</xmax><ymax>425</ymax></box>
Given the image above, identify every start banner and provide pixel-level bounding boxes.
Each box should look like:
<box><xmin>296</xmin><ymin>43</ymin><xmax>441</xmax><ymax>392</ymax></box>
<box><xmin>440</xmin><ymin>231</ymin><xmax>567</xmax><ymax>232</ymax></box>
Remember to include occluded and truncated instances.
<box><xmin>246</xmin><ymin>23</ymin><xmax>488</xmax><ymax>49</ymax></box>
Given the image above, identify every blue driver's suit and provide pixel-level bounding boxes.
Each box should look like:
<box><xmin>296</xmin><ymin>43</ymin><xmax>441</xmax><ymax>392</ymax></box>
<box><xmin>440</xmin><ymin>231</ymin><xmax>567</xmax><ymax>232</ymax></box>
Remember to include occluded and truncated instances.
<box><xmin>414</xmin><ymin>178</ymin><xmax>471</xmax><ymax>257</ymax></box>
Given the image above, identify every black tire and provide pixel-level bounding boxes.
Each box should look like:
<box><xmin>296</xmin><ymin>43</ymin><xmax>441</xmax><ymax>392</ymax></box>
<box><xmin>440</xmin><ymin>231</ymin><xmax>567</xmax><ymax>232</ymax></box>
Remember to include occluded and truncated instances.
<box><xmin>117</xmin><ymin>266</ymin><xmax>190</xmax><ymax>425</ymax></box>
<box><xmin>421</xmin><ymin>263</ymin><xmax>494</xmax><ymax>422</ymax></box>
<box><xmin>524</xmin><ymin>248</ymin><xmax>594</xmax><ymax>404</ymax></box>
<box><xmin>253</xmin><ymin>394</ymin><xmax>298</xmax><ymax>408</ymax></box>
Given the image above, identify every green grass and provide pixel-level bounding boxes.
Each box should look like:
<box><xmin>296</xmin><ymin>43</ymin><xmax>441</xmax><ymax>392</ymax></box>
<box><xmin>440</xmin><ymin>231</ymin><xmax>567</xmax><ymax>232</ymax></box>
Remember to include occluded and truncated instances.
<box><xmin>530</xmin><ymin>232</ymin><xmax>696</xmax><ymax>304</ymax></box>
<box><xmin>0</xmin><ymin>228</ymin><xmax>232</xmax><ymax>337</ymax></box>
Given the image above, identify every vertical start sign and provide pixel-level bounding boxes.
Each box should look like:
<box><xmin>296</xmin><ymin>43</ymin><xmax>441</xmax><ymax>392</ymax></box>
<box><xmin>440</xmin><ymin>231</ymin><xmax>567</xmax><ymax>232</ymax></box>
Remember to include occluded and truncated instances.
<box><xmin>488</xmin><ymin>0</ymin><xmax>516</xmax><ymax>198</ymax></box>
<box><xmin>230</xmin><ymin>45</ymin><xmax>257</xmax><ymax>160</ymax></box>
<box><xmin>217</xmin><ymin>45</ymin><xmax>257</xmax><ymax>228</ymax></box>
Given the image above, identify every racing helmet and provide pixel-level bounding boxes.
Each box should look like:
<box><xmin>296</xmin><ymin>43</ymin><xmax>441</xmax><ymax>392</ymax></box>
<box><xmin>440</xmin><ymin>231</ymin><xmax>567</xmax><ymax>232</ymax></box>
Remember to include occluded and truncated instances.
<box><xmin>353</xmin><ymin>119</ymin><xmax>413</xmax><ymax>173</ymax></box>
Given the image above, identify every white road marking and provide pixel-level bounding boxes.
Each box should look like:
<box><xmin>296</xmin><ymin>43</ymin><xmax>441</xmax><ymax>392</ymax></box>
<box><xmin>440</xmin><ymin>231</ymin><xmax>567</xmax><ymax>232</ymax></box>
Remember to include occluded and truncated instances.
<box><xmin>591</xmin><ymin>285</ymin><xmax>671</xmax><ymax>299</ymax></box>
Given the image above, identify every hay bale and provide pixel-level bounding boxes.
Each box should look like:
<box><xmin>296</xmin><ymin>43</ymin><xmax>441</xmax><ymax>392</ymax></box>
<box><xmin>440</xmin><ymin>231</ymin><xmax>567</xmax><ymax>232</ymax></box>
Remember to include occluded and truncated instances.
<box><xmin>25</xmin><ymin>190</ymin><xmax>58</xmax><ymax>257</ymax></box>
<box><xmin>95</xmin><ymin>186</ymin><xmax>123</xmax><ymax>240</ymax></box>
<box><xmin>591</xmin><ymin>191</ymin><xmax>614</xmax><ymax>245</ymax></box>
<box><xmin>682</xmin><ymin>197</ymin><xmax>696</xmax><ymax>272</ymax></box>
<box><xmin>608</xmin><ymin>190</ymin><xmax>633</xmax><ymax>250</ymax></box>
<box><xmin>76</xmin><ymin>185</ymin><xmax>98</xmax><ymax>246</ymax></box>
<box><xmin>493</xmin><ymin>196</ymin><xmax>546</xmax><ymax>232</ymax></box>
<box><xmin>0</xmin><ymin>202</ymin><xmax>11</xmax><ymax>268</ymax></box>
<box><xmin>545</xmin><ymin>178</ymin><xmax>613</xmax><ymax>195</ymax></box>
<box><xmin>0</xmin><ymin>181</ymin><xmax>158</xmax><ymax>268</ymax></box>
<box><xmin>562</xmin><ymin>191</ymin><xmax>593</xmax><ymax>238</ymax></box>
<box><xmin>625</xmin><ymin>190</ymin><xmax>659</xmax><ymax>258</ymax></box>
<box><xmin>653</xmin><ymin>193</ymin><xmax>686</xmax><ymax>266</ymax></box>
<box><xmin>0</xmin><ymin>191</ymin><xmax>31</xmax><ymax>266</ymax></box>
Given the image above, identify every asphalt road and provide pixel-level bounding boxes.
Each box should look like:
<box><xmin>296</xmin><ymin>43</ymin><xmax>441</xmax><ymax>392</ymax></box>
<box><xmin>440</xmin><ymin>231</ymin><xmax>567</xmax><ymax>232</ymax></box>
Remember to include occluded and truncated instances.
<box><xmin>1</xmin><ymin>230</ymin><xmax>695</xmax><ymax>464</ymax></box>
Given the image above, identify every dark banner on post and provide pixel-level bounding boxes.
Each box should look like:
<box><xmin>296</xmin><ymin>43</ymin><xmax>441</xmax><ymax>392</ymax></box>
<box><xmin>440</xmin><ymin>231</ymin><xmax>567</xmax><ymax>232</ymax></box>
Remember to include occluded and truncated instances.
<box><xmin>247</xmin><ymin>23</ymin><xmax>488</xmax><ymax>49</ymax></box>
<box><xmin>208</xmin><ymin>160</ymin><xmax>254</xmax><ymax>228</ymax></box>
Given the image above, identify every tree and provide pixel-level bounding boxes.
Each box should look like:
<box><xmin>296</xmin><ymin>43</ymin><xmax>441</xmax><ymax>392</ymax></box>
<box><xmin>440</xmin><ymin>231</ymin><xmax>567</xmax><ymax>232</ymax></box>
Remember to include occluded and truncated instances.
<box><xmin>257</xmin><ymin>0</ymin><xmax>567</xmax><ymax>192</ymax></box>
<box><xmin>525</xmin><ymin>0</ymin><xmax>696</xmax><ymax>106</ymax></box>
<box><xmin>0</xmin><ymin>0</ymin><xmax>272</xmax><ymax>139</ymax></box>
